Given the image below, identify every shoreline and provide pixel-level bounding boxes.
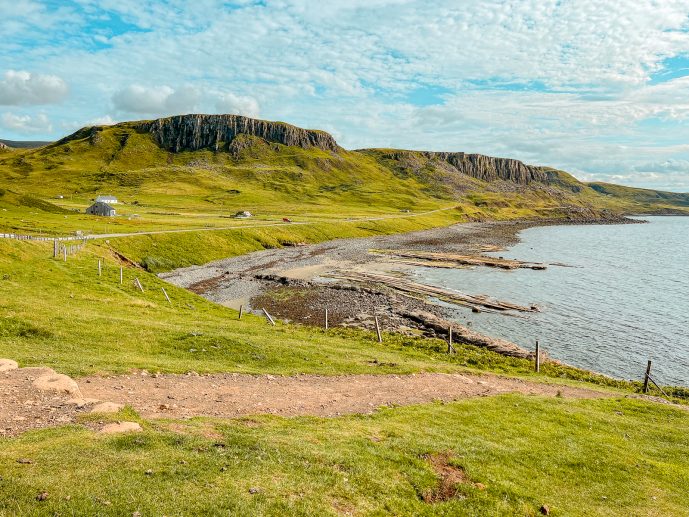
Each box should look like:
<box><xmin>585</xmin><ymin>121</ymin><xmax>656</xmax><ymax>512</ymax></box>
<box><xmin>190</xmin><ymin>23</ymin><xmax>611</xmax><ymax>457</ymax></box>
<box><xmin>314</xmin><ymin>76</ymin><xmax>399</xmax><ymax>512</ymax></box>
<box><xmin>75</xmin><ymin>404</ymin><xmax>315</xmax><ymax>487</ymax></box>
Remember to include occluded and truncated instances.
<box><xmin>161</xmin><ymin>216</ymin><xmax>638</xmax><ymax>363</ymax></box>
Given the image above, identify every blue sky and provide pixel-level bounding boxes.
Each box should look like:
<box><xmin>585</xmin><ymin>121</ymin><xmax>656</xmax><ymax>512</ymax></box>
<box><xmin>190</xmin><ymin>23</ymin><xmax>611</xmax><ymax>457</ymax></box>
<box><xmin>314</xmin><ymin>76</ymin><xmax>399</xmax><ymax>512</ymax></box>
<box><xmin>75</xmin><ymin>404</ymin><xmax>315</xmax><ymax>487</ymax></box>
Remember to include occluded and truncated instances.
<box><xmin>2</xmin><ymin>0</ymin><xmax>689</xmax><ymax>191</ymax></box>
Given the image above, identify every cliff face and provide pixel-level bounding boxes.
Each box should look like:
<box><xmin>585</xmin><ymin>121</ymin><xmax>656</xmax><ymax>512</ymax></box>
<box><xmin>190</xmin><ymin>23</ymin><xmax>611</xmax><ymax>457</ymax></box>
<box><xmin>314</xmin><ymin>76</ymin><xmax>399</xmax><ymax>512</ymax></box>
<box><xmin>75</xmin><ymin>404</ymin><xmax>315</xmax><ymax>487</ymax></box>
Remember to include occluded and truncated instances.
<box><xmin>372</xmin><ymin>150</ymin><xmax>548</xmax><ymax>184</ymax></box>
<box><xmin>133</xmin><ymin>114</ymin><xmax>340</xmax><ymax>153</ymax></box>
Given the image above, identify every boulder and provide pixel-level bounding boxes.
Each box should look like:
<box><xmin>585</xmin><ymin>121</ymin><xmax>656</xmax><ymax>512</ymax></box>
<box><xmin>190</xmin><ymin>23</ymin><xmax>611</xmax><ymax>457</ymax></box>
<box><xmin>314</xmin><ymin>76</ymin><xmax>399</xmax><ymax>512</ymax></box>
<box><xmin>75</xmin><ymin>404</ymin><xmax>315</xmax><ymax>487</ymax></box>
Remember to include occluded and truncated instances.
<box><xmin>33</xmin><ymin>373</ymin><xmax>80</xmax><ymax>395</ymax></box>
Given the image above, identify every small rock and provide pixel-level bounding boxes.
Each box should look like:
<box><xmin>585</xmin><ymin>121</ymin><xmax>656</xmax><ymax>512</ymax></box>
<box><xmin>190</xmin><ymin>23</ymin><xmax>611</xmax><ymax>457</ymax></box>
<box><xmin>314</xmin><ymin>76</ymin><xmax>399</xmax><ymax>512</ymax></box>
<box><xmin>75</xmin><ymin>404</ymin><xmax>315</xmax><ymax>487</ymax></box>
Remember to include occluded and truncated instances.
<box><xmin>17</xmin><ymin>458</ymin><xmax>33</xmax><ymax>464</ymax></box>
<box><xmin>36</xmin><ymin>492</ymin><xmax>49</xmax><ymax>501</ymax></box>
<box><xmin>90</xmin><ymin>402</ymin><xmax>124</xmax><ymax>414</ymax></box>
<box><xmin>475</xmin><ymin>482</ymin><xmax>486</xmax><ymax>490</ymax></box>
<box><xmin>539</xmin><ymin>504</ymin><xmax>550</xmax><ymax>515</ymax></box>
<box><xmin>249</xmin><ymin>487</ymin><xmax>260</xmax><ymax>494</ymax></box>
<box><xmin>99</xmin><ymin>421</ymin><xmax>142</xmax><ymax>434</ymax></box>
<box><xmin>0</xmin><ymin>359</ymin><xmax>19</xmax><ymax>372</ymax></box>
<box><xmin>133</xmin><ymin>512</ymin><xmax>141</xmax><ymax>517</ymax></box>
<box><xmin>33</xmin><ymin>373</ymin><xmax>80</xmax><ymax>395</ymax></box>
<box><xmin>145</xmin><ymin>469</ymin><xmax>153</xmax><ymax>476</ymax></box>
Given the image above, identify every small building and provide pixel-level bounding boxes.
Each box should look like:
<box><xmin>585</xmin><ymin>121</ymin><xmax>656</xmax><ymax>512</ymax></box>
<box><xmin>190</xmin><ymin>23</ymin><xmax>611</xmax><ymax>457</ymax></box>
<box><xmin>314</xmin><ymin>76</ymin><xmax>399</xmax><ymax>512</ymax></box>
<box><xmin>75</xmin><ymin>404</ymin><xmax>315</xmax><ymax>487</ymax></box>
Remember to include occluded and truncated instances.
<box><xmin>234</xmin><ymin>211</ymin><xmax>252</xmax><ymax>218</ymax></box>
<box><xmin>96</xmin><ymin>195</ymin><xmax>118</xmax><ymax>204</ymax></box>
<box><xmin>86</xmin><ymin>202</ymin><xmax>116</xmax><ymax>217</ymax></box>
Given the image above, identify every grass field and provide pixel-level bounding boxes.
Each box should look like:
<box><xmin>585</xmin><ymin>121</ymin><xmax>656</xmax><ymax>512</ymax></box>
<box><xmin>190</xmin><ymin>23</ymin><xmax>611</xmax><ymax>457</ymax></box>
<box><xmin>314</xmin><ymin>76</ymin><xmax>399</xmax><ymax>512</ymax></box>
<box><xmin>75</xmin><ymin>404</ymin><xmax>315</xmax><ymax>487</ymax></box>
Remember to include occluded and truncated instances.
<box><xmin>1</xmin><ymin>396</ymin><xmax>687</xmax><ymax>516</ymax></box>
<box><xmin>1</xmin><ymin>123</ymin><xmax>688</xmax><ymax>515</ymax></box>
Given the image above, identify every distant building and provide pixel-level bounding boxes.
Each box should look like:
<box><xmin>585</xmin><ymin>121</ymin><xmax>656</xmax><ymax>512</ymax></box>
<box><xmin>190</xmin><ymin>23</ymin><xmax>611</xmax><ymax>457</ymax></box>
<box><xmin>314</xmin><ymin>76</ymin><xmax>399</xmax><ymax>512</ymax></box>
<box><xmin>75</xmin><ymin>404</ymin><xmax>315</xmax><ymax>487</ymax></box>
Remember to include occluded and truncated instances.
<box><xmin>234</xmin><ymin>211</ymin><xmax>252</xmax><ymax>218</ymax></box>
<box><xmin>96</xmin><ymin>195</ymin><xmax>118</xmax><ymax>204</ymax></box>
<box><xmin>86</xmin><ymin>202</ymin><xmax>116</xmax><ymax>217</ymax></box>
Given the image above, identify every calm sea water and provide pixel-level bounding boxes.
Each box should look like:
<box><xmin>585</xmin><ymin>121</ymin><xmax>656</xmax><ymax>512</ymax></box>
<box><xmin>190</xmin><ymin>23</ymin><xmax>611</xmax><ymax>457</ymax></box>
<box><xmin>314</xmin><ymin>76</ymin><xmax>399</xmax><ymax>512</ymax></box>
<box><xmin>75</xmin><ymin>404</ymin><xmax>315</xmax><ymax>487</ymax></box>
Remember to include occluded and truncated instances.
<box><xmin>415</xmin><ymin>217</ymin><xmax>689</xmax><ymax>386</ymax></box>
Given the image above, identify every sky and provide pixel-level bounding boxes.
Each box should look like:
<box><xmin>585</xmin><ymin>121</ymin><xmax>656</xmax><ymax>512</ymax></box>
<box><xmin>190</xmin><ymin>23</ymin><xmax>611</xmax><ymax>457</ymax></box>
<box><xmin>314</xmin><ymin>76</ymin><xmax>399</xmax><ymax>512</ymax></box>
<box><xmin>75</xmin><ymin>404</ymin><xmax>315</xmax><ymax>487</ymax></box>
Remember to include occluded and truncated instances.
<box><xmin>2</xmin><ymin>1</ymin><xmax>689</xmax><ymax>191</ymax></box>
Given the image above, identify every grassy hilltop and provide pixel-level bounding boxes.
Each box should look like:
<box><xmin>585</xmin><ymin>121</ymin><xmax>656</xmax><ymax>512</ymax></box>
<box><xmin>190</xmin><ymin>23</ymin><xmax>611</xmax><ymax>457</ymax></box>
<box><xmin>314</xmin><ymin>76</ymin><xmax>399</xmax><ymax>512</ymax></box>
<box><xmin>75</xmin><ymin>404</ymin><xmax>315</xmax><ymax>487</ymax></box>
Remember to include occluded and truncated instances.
<box><xmin>1</xmin><ymin>116</ymin><xmax>688</xmax><ymax>516</ymax></box>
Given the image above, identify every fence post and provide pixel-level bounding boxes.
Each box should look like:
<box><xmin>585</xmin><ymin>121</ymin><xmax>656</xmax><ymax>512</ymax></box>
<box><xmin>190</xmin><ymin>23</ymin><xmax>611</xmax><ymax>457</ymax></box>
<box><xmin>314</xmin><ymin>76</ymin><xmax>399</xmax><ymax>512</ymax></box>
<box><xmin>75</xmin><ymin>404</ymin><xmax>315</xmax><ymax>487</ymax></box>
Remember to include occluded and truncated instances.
<box><xmin>63</xmin><ymin>247</ymin><xmax>67</xmax><ymax>262</ymax></box>
<box><xmin>98</xmin><ymin>260</ymin><xmax>102</xmax><ymax>276</ymax></box>
<box><xmin>448</xmin><ymin>325</ymin><xmax>455</xmax><ymax>354</ymax></box>
<box><xmin>643</xmin><ymin>360</ymin><xmax>652</xmax><ymax>394</ymax></box>
<box><xmin>325</xmin><ymin>308</ymin><xmax>329</xmax><ymax>330</ymax></box>
<box><xmin>535</xmin><ymin>340</ymin><xmax>540</xmax><ymax>373</ymax></box>
<box><xmin>374</xmin><ymin>315</ymin><xmax>383</xmax><ymax>343</ymax></box>
<box><xmin>262</xmin><ymin>308</ymin><xmax>276</xmax><ymax>326</ymax></box>
<box><xmin>161</xmin><ymin>287</ymin><xmax>172</xmax><ymax>305</ymax></box>
<box><xmin>53</xmin><ymin>239</ymin><xmax>58</xmax><ymax>258</ymax></box>
<box><xmin>238</xmin><ymin>304</ymin><xmax>243</xmax><ymax>320</ymax></box>
<box><xmin>119</xmin><ymin>266</ymin><xmax>123</xmax><ymax>285</ymax></box>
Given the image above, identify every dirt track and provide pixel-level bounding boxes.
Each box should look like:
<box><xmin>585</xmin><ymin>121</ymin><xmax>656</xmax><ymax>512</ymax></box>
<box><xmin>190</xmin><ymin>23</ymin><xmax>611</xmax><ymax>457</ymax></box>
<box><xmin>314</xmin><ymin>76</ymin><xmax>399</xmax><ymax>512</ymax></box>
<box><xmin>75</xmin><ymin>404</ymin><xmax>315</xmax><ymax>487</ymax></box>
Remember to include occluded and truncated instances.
<box><xmin>78</xmin><ymin>371</ymin><xmax>610</xmax><ymax>419</ymax></box>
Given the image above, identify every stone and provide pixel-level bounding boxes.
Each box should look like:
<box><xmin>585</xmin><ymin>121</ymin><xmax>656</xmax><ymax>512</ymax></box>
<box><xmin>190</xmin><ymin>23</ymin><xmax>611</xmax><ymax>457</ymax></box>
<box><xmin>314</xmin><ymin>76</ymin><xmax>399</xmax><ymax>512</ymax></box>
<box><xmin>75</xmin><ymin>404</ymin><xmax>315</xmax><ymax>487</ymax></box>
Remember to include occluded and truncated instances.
<box><xmin>66</xmin><ymin>398</ymin><xmax>100</xmax><ymax>407</ymax></box>
<box><xmin>99</xmin><ymin>421</ymin><xmax>142</xmax><ymax>434</ymax></box>
<box><xmin>33</xmin><ymin>373</ymin><xmax>80</xmax><ymax>395</ymax></box>
<box><xmin>90</xmin><ymin>402</ymin><xmax>124</xmax><ymax>414</ymax></box>
<box><xmin>0</xmin><ymin>359</ymin><xmax>18</xmax><ymax>372</ymax></box>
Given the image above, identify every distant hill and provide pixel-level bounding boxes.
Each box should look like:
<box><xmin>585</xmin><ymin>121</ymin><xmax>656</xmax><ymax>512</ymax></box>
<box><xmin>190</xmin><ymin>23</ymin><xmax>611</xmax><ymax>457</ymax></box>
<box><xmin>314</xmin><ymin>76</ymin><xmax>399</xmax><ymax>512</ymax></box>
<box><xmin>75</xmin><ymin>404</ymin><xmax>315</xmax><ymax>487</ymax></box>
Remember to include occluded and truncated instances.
<box><xmin>0</xmin><ymin>138</ymin><xmax>52</xmax><ymax>149</ymax></box>
<box><xmin>0</xmin><ymin>113</ymin><xmax>687</xmax><ymax>219</ymax></box>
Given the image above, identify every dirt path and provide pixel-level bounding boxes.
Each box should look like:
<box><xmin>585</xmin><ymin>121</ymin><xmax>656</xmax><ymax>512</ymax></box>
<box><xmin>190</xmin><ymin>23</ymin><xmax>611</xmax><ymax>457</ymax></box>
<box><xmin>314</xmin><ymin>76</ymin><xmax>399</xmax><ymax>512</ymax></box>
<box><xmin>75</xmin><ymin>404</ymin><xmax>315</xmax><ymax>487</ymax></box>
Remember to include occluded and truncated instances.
<box><xmin>79</xmin><ymin>371</ymin><xmax>611</xmax><ymax>419</ymax></box>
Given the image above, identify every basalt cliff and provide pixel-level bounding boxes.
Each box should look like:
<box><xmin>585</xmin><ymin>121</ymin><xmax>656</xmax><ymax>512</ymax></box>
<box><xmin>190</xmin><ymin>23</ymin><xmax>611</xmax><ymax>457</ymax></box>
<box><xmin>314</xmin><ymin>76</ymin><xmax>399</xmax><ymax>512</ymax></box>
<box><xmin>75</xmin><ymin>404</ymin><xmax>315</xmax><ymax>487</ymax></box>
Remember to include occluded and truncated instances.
<box><xmin>138</xmin><ymin>114</ymin><xmax>340</xmax><ymax>153</ymax></box>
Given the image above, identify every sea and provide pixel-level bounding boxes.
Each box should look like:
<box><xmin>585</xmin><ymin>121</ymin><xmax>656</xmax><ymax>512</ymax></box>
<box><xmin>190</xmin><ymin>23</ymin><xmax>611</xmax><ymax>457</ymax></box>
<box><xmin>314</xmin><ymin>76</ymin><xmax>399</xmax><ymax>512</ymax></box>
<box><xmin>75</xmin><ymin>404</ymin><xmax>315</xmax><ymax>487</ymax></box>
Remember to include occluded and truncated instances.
<box><xmin>415</xmin><ymin>216</ymin><xmax>689</xmax><ymax>386</ymax></box>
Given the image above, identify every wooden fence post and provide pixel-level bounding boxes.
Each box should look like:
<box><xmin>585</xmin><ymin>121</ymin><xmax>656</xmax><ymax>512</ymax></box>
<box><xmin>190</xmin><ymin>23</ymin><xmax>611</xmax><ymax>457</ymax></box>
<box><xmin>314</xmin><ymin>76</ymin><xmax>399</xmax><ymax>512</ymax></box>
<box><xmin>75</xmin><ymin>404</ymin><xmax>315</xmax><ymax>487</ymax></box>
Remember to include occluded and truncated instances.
<box><xmin>325</xmin><ymin>308</ymin><xmax>329</xmax><ymax>330</ymax></box>
<box><xmin>238</xmin><ymin>304</ymin><xmax>243</xmax><ymax>320</ymax></box>
<box><xmin>448</xmin><ymin>326</ymin><xmax>455</xmax><ymax>354</ymax></box>
<box><xmin>374</xmin><ymin>315</ymin><xmax>383</xmax><ymax>343</ymax></box>
<box><xmin>98</xmin><ymin>260</ymin><xmax>102</xmax><ymax>276</ymax></box>
<box><xmin>262</xmin><ymin>308</ymin><xmax>276</xmax><ymax>326</ymax></box>
<box><xmin>53</xmin><ymin>239</ymin><xmax>58</xmax><ymax>258</ymax></box>
<box><xmin>161</xmin><ymin>287</ymin><xmax>172</xmax><ymax>305</ymax></box>
<box><xmin>535</xmin><ymin>340</ymin><xmax>540</xmax><ymax>373</ymax></box>
<box><xmin>119</xmin><ymin>266</ymin><xmax>123</xmax><ymax>285</ymax></box>
<box><xmin>63</xmin><ymin>247</ymin><xmax>67</xmax><ymax>262</ymax></box>
<box><xmin>134</xmin><ymin>277</ymin><xmax>145</xmax><ymax>292</ymax></box>
<box><xmin>643</xmin><ymin>360</ymin><xmax>652</xmax><ymax>394</ymax></box>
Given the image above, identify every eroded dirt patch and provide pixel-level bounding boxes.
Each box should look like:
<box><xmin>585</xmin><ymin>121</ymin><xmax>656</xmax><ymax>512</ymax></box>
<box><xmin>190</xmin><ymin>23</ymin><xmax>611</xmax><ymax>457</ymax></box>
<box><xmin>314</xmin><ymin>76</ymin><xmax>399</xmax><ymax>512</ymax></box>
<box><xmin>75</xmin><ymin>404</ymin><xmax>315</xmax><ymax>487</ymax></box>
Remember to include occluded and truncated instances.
<box><xmin>79</xmin><ymin>371</ymin><xmax>611</xmax><ymax>420</ymax></box>
<box><xmin>421</xmin><ymin>452</ymin><xmax>472</xmax><ymax>503</ymax></box>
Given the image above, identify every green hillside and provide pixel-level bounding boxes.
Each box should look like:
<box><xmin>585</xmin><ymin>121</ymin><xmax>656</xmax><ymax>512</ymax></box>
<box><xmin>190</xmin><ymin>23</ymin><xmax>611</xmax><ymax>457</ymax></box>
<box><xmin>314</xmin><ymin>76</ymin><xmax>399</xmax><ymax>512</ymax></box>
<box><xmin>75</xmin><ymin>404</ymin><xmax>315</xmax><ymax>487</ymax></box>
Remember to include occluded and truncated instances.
<box><xmin>1</xmin><ymin>116</ymin><xmax>688</xmax><ymax>516</ymax></box>
<box><xmin>1</xmin><ymin>116</ymin><xmax>685</xmax><ymax>239</ymax></box>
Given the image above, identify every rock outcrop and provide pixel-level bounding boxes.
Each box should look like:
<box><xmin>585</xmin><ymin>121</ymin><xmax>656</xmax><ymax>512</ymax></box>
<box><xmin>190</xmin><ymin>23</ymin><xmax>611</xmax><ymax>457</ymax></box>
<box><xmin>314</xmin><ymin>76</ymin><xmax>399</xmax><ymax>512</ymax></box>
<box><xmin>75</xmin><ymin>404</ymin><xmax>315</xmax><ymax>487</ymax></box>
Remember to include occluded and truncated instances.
<box><xmin>0</xmin><ymin>142</ymin><xmax>10</xmax><ymax>152</ymax></box>
<box><xmin>134</xmin><ymin>114</ymin><xmax>340</xmax><ymax>153</ymax></box>
<box><xmin>369</xmin><ymin>149</ymin><xmax>548</xmax><ymax>185</ymax></box>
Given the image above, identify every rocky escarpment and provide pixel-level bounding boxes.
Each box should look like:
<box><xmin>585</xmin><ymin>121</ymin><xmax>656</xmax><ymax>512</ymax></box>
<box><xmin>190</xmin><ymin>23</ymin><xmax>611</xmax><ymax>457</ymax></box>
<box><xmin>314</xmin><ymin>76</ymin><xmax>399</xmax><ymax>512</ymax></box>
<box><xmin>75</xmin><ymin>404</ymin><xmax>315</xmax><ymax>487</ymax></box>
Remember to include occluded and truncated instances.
<box><xmin>134</xmin><ymin>114</ymin><xmax>340</xmax><ymax>153</ymax></box>
<box><xmin>0</xmin><ymin>142</ymin><xmax>10</xmax><ymax>152</ymax></box>
<box><xmin>366</xmin><ymin>149</ymin><xmax>549</xmax><ymax>185</ymax></box>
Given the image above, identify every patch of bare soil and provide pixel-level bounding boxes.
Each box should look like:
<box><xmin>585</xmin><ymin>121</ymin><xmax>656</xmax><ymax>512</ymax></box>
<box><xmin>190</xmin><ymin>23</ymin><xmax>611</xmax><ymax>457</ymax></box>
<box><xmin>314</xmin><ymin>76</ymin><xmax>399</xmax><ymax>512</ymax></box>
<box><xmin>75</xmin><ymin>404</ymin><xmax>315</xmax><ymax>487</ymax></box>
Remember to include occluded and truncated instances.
<box><xmin>0</xmin><ymin>367</ymin><xmax>86</xmax><ymax>437</ymax></box>
<box><xmin>79</xmin><ymin>371</ymin><xmax>610</xmax><ymax>420</ymax></box>
<box><xmin>421</xmin><ymin>452</ymin><xmax>475</xmax><ymax>503</ymax></box>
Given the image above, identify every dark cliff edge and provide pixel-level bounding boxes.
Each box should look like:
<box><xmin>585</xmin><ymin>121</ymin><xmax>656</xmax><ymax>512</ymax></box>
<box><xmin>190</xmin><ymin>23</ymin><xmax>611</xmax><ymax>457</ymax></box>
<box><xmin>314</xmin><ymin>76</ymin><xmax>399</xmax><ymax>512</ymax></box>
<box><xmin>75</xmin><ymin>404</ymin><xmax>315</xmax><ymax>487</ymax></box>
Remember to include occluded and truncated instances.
<box><xmin>55</xmin><ymin>114</ymin><xmax>340</xmax><ymax>153</ymax></box>
<box><xmin>360</xmin><ymin>149</ymin><xmax>553</xmax><ymax>186</ymax></box>
<box><xmin>136</xmin><ymin>114</ymin><xmax>340</xmax><ymax>153</ymax></box>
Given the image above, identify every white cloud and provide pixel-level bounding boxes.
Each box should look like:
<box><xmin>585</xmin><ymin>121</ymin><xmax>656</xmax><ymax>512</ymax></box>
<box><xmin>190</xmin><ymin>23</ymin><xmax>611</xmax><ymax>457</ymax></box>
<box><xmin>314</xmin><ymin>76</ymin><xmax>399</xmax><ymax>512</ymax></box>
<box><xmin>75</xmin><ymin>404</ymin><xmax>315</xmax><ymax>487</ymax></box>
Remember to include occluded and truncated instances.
<box><xmin>0</xmin><ymin>70</ymin><xmax>68</xmax><ymax>105</ymax></box>
<box><xmin>215</xmin><ymin>93</ymin><xmax>260</xmax><ymax>118</ymax></box>
<box><xmin>1</xmin><ymin>112</ymin><xmax>52</xmax><ymax>134</ymax></box>
<box><xmin>112</xmin><ymin>84</ymin><xmax>201</xmax><ymax>114</ymax></box>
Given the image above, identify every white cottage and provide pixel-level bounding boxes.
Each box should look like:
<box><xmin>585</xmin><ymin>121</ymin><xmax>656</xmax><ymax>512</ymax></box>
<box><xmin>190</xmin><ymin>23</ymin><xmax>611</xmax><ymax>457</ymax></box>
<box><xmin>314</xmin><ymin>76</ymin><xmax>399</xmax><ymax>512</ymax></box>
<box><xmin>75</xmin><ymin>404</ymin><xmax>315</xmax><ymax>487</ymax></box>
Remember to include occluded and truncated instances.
<box><xmin>96</xmin><ymin>195</ymin><xmax>118</xmax><ymax>204</ymax></box>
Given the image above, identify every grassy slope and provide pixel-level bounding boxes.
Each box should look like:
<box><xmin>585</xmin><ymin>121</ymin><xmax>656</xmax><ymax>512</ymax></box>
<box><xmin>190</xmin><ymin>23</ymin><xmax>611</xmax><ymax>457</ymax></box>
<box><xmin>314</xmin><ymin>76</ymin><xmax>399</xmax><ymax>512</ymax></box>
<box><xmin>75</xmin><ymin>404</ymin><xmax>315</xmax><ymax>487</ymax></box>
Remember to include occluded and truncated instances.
<box><xmin>1</xmin><ymin>397</ymin><xmax>688</xmax><ymax>516</ymax></box>
<box><xmin>1</xmin><ymin>124</ymin><xmax>688</xmax><ymax>515</ymax></box>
